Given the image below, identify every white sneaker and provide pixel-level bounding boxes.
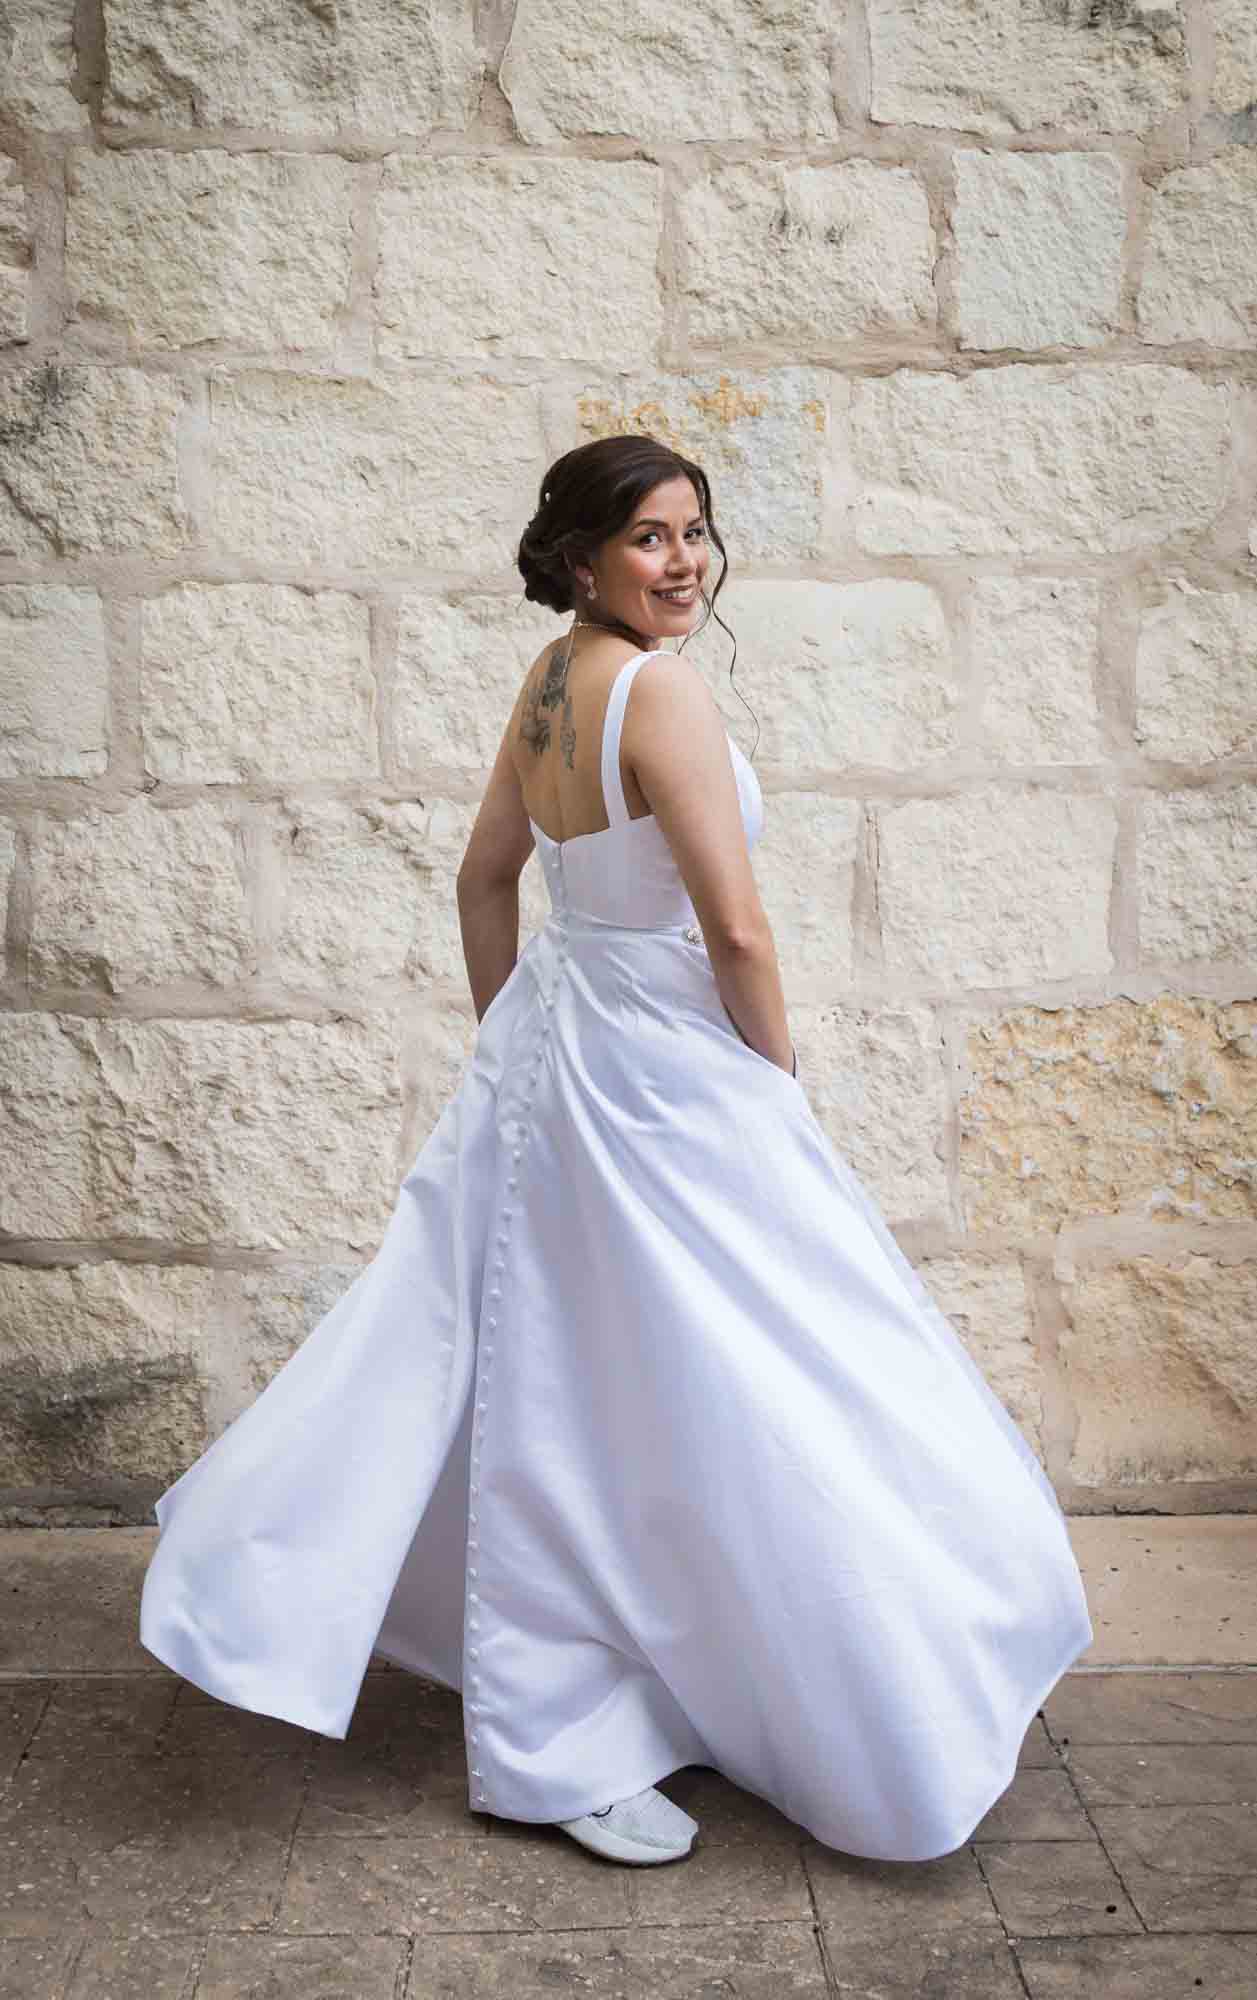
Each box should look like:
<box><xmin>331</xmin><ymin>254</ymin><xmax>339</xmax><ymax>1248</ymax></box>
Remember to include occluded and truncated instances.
<box><xmin>556</xmin><ymin>1783</ymin><xmax>699</xmax><ymax>1864</ymax></box>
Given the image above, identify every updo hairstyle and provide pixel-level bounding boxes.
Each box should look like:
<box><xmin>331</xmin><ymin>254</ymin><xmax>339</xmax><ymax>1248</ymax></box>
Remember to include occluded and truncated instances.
<box><xmin>516</xmin><ymin>432</ymin><xmax>756</xmax><ymax>750</ymax></box>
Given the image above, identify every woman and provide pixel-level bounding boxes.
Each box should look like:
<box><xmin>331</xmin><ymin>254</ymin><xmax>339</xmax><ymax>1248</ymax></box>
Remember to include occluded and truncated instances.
<box><xmin>140</xmin><ymin>434</ymin><xmax>1093</xmax><ymax>1869</ymax></box>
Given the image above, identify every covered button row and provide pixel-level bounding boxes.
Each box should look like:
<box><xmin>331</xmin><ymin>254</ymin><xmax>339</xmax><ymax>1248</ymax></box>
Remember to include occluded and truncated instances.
<box><xmin>466</xmin><ymin>926</ymin><xmax>568</xmax><ymax>1810</ymax></box>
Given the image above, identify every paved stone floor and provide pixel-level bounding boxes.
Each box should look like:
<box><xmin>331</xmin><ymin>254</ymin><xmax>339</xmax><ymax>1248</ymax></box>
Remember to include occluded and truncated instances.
<box><xmin>1</xmin><ymin>1524</ymin><xmax>1255</xmax><ymax>1996</ymax></box>
<box><xmin>2</xmin><ymin>1666</ymin><xmax>1257</xmax><ymax>1996</ymax></box>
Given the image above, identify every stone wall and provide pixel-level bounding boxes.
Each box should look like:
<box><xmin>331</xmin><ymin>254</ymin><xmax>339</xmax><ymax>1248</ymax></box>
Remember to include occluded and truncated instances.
<box><xmin>1</xmin><ymin>0</ymin><xmax>1255</xmax><ymax>1521</ymax></box>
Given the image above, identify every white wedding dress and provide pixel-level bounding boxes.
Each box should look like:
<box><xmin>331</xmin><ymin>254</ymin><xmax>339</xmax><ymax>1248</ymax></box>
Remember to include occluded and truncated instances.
<box><xmin>140</xmin><ymin>649</ymin><xmax>1093</xmax><ymax>1861</ymax></box>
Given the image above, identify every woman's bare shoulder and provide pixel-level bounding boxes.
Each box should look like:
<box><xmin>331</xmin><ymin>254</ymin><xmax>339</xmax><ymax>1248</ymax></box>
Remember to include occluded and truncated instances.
<box><xmin>632</xmin><ymin>648</ymin><xmax>720</xmax><ymax>722</ymax></box>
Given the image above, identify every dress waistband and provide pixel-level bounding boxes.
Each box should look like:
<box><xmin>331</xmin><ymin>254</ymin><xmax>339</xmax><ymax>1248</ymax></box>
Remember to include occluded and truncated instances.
<box><xmin>545</xmin><ymin>910</ymin><xmax>699</xmax><ymax>939</ymax></box>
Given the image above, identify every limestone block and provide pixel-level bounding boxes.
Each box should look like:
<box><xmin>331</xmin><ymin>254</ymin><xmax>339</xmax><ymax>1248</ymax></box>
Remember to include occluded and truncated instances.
<box><xmin>0</xmin><ymin>1261</ymin><xmax>218</xmax><ymax>1493</ymax></box>
<box><xmin>0</xmin><ymin>0</ymin><xmax>88</xmax><ymax>129</ymax></box>
<box><xmin>753</xmin><ymin>794</ymin><xmax>860</xmax><ymax>984</ymax></box>
<box><xmin>65</xmin><ymin>148</ymin><xmax>355</xmax><ymax>353</ymax></box>
<box><xmin>0</xmin><ymin>1255</ymin><xmax>411</xmax><ymax>1497</ymax></box>
<box><xmin>1139</xmin><ymin>784</ymin><xmax>1257</xmax><ymax>965</ymax></box>
<box><xmin>0</xmin><ymin>363</ymin><xmax>189</xmax><ymax>557</ymax></box>
<box><xmin>0</xmin><ymin>1015</ymin><xmax>92</xmax><ymax>1239</ymax></box>
<box><xmin>971</xmin><ymin>577</ymin><xmax>1106</xmax><ymax>764</ymax></box>
<box><xmin>959</xmin><ymin>996</ymin><xmax>1257</xmax><ymax>1231</ymax></box>
<box><xmin>1138</xmin><ymin>148</ymin><xmax>1257</xmax><ymax>348</ymax></box>
<box><xmin>376</xmin><ymin>157</ymin><xmax>662</xmax><ymax>365</ymax></box>
<box><xmin>868</xmin><ymin>0</ymin><xmax>1187</xmax><ymax>136</ymax></box>
<box><xmin>552</xmin><ymin>367</ymin><xmax>841</xmax><ymax>563</ymax></box>
<box><xmin>687</xmin><ymin>578</ymin><xmax>959</xmax><ymax>771</ymax></box>
<box><xmin>1061</xmin><ymin>1255</ymin><xmax>1257</xmax><ymax>1486</ymax></box>
<box><xmin>952</xmin><ymin>150</ymin><xmax>1124</xmax><ymax>351</ymax></box>
<box><xmin>0</xmin><ymin>585</ymin><xmax>109</xmax><ymax>777</ymax></box>
<box><xmin>102</xmin><ymin>0</ymin><xmax>482</xmax><ymax>138</ymax></box>
<box><xmin>878</xmin><ymin>788</ymin><xmax>1115</xmax><ymax>988</ymax></box>
<box><xmin>915</xmin><ymin>1255</ymin><xmax>1046</xmax><ymax>1456</ymax></box>
<box><xmin>209</xmin><ymin>370</ymin><xmax>543</xmax><ymax>570</ymax></box>
<box><xmin>798</xmin><ymin>1003</ymin><xmax>952</xmax><ymax>1225</ymax></box>
<box><xmin>1212</xmin><ymin>0</ymin><xmax>1257</xmax><ymax>117</ymax></box>
<box><xmin>234</xmin><ymin>1264</ymin><xmax>363</xmax><ymax>1398</ymax></box>
<box><xmin>393</xmin><ymin>593</ymin><xmax>557</xmax><ymax>773</ymax></box>
<box><xmin>391</xmin><ymin>596</ymin><xmax>560</xmax><ymax>938</ymax></box>
<box><xmin>269</xmin><ymin>798</ymin><xmax>472</xmax><ymax>988</ymax></box>
<box><xmin>850</xmin><ymin>363</ymin><xmax>1229</xmax><ymax>555</ymax></box>
<box><xmin>141</xmin><ymin>583</ymin><xmax>377</xmax><ymax>784</ymax></box>
<box><xmin>28</xmin><ymin>801</ymin><xmax>252</xmax><ymax>993</ymax></box>
<box><xmin>680</xmin><ymin>159</ymin><xmax>935</xmax><ymax>346</ymax></box>
<box><xmin>0</xmin><ymin>158</ymin><xmax>29</xmax><ymax>343</ymax></box>
<box><xmin>0</xmin><ymin>1013</ymin><xmax>403</xmax><ymax>1250</ymax></box>
<box><xmin>1135</xmin><ymin>583</ymin><xmax>1257</xmax><ymax>761</ymax></box>
<box><xmin>499</xmin><ymin>0</ymin><xmax>842</xmax><ymax>144</ymax></box>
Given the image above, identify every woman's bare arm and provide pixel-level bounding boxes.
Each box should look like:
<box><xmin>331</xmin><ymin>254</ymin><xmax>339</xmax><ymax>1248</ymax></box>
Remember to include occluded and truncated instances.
<box><xmin>625</xmin><ymin>656</ymin><xmax>795</xmax><ymax>1075</ymax></box>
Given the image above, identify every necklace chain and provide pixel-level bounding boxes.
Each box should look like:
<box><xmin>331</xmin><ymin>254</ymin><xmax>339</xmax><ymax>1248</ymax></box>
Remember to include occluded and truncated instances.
<box><xmin>562</xmin><ymin>611</ymin><xmax>647</xmax><ymax>675</ymax></box>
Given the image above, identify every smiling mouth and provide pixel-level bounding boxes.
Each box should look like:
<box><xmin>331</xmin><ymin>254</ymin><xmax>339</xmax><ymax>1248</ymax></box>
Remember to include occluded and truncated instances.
<box><xmin>654</xmin><ymin>587</ymin><xmax>696</xmax><ymax>602</ymax></box>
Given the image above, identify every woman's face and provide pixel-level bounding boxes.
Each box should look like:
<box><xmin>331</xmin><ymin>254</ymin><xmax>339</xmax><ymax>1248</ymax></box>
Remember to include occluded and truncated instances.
<box><xmin>581</xmin><ymin>475</ymin><xmax>711</xmax><ymax>639</ymax></box>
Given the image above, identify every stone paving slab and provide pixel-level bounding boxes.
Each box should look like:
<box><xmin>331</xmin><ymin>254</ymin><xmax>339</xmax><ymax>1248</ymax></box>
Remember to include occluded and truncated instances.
<box><xmin>1014</xmin><ymin>1933</ymin><xmax>1257</xmax><ymax>1997</ymax></box>
<box><xmin>0</xmin><ymin>1520</ymin><xmax>1254</xmax><ymax>1994</ymax></box>
<box><xmin>804</xmin><ymin>1838</ymin><xmax>1001</xmax><ymax>1939</ymax></box>
<box><xmin>0</xmin><ymin>1937</ymin><xmax>80</xmax><ymax>2000</ymax></box>
<box><xmin>820</xmin><ymin>1926</ymin><xmax>1027</xmax><ymax>1998</ymax></box>
<box><xmin>0</xmin><ymin>1667</ymin><xmax>1253</xmax><ymax>1994</ymax></box>
<box><xmin>1068</xmin><ymin>1516</ymin><xmax>1257</xmax><ymax>1665</ymax></box>
<box><xmin>0</xmin><ymin>1533</ymin><xmax>155</xmax><ymax>1675</ymax></box>
<box><xmin>401</xmin><ymin>1924</ymin><xmax>831</xmax><ymax>1996</ymax></box>
<box><xmin>1067</xmin><ymin>1741</ymin><xmax>1257</xmax><ymax>1806</ymax></box>
<box><xmin>1090</xmin><ymin>1802</ymin><xmax>1257</xmax><ymax>1931</ymax></box>
<box><xmin>14</xmin><ymin>1679</ymin><xmax>176</xmax><ymax>1766</ymax></box>
<box><xmin>0</xmin><ymin>1745</ymin><xmax>308</xmax><ymax>1937</ymax></box>
<box><xmin>1044</xmin><ymin>1665</ymin><xmax>1257</xmax><ymax>1742</ymax></box>
<box><xmin>974</xmin><ymin>1837</ymin><xmax>1144</xmax><ymax>1937</ymax></box>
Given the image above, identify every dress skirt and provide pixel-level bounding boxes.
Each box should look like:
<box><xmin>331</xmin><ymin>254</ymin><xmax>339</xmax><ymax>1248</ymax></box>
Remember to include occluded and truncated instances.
<box><xmin>141</xmin><ymin>907</ymin><xmax>1093</xmax><ymax>1861</ymax></box>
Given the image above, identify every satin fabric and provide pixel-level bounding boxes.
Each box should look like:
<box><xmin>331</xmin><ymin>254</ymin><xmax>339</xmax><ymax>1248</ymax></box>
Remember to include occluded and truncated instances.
<box><xmin>140</xmin><ymin>649</ymin><xmax>1093</xmax><ymax>1860</ymax></box>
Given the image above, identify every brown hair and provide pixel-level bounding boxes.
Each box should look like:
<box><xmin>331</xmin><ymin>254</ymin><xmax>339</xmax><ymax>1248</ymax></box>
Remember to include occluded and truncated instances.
<box><xmin>516</xmin><ymin>433</ymin><xmax>759</xmax><ymax>755</ymax></box>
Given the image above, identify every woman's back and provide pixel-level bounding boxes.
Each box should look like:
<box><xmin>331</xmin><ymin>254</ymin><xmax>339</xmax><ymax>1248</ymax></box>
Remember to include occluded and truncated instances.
<box><xmin>510</xmin><ymin>646</ymin><xmax>763</xmax><ymax>931</ymax></box>
<box><xmin>511</xmin><ymin>636</ymin><xmax>659</xmax><ymax>845</ymax></box>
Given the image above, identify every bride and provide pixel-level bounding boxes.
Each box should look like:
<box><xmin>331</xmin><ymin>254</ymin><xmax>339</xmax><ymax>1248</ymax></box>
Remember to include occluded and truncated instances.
<box><xmin>140</xmin><ymin>433</ymin><xmax>1094</xmax><ymax>1870</ymax></box>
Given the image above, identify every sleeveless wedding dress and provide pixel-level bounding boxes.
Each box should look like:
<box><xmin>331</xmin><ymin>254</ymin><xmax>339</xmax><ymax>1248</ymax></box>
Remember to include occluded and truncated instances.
<box><xmin>140</xmin><ymin>649</ymin><xmax>1093</xmax><ymax>1861</ymax></box>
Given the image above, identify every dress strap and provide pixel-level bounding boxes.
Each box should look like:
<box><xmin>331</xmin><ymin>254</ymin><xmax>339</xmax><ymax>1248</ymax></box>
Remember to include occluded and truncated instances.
<box><xmin>600</xmin><ymin>652</ymin><xmax>661</xmax><ymax>828</ymax></box>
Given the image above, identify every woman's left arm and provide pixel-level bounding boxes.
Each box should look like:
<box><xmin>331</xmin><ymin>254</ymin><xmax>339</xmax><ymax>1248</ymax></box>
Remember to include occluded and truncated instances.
<box><xmin>457</xmin><ymin>712</ymin><xmax>534</xmax><ymax>1023</ymax></box>
<box><xmin>457</xmin><ymin>877</ymin><xmax>521</xmax><ymax>1024</ymax></box>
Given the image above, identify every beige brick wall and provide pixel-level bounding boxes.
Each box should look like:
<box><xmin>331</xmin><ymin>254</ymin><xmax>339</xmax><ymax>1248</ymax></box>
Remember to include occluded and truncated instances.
<box><xmin>1</xmin><ymin>1</ymin><xmax>1254</xmax><ymax>1521</ymax></box>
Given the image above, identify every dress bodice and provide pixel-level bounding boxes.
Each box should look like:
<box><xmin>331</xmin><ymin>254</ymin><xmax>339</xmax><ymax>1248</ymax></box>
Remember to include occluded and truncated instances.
<box><xmin>528</xmin><ymin>650</ymin><xmax>763</xmax><ymax>929</ymax></box>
